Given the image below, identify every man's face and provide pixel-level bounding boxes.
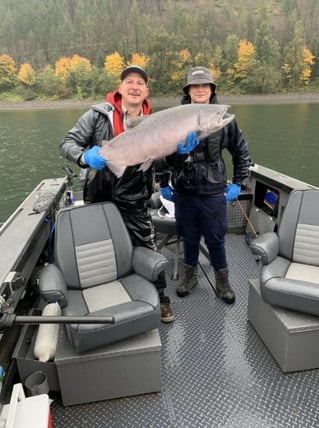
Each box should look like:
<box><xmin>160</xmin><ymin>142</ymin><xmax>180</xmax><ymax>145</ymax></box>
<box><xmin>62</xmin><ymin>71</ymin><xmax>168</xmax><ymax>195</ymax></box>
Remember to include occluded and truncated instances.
<box><xmin>118</xmin><ymin>72</ymin><xmax>149</xmax><ymax>108</ymax></box>
<box><xmin>188</xmin><ymin>84</ymin><xmax>212</xmax><ymax>104</ymax></box>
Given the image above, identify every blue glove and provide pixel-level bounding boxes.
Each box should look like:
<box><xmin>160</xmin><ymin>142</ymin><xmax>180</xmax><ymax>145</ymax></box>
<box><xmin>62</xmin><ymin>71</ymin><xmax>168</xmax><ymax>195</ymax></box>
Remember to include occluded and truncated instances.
<box><xmin>225</xmin><ymin>183</ymin><xmax>241</xmax><ymax>202</ymax></box>
<box><xmin>160</xmin><ymin>186</ymin><xmax>173</xmax><ymax>201</ymax></box>
<box><xmin>83</xmin><ymin>146</ymin><xmax>107</xmax><ymax>170</ymax></box>
<box><xmin>177</xmin><ymin>131</ymin><xmax>200</xmax><ymax>155</ymax></box>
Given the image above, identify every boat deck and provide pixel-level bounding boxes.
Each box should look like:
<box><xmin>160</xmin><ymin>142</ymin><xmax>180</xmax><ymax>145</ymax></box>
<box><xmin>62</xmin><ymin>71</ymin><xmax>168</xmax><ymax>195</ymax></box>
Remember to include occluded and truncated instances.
<box><xmin>50</xmin><ymin>233</ymin><xmax>319</xmax><ymax>427</ymax></box>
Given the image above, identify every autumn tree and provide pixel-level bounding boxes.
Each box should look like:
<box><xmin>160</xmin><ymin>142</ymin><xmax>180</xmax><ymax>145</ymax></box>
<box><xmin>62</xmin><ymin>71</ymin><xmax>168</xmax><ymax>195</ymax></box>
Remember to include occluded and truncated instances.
<box><xmin>54</xmin><ymin>57</ymin><xmax>71</xmax><ymax>80</ymax></box>
<box><xmin>170</xmin><ymin>49</ymin><xmax>191</xmax><ymax>89</ymax></box>
<box><xmin>128</xmin><ymin>53</ymin><xmax>149</xmax><ymax>69</ymax></box>
<box><xmin>104</xmin><ymin>52</ymin><xmax>125</xmax><ymax>82</ymax></box>
<box><xmin>300</xmin><ymin>47</ymin><xmax>315</xmax><ymax>85</ymax></box>
<box><xmin>0</xmin><ymin>54</ymin><xmax>16</xmax><ymax>90</ymax></box>
<box><xmin>18</xmin><ymin>63</ymin><xmax>36</xmax><ymax>86</ymax></box>
<box><xmin>227</xmin><ymin>39</ymin><xmax>258</xmax><ymax>92</ymax></box>
<box><xmin>234</xmin><ymin>40</ymin><xmax>256</xmax><ymax>80</ymax></box>
<box><xmin>67</xmin><ymin>55</ymin><xmax>93</xmax><ymax>99</ymax></box>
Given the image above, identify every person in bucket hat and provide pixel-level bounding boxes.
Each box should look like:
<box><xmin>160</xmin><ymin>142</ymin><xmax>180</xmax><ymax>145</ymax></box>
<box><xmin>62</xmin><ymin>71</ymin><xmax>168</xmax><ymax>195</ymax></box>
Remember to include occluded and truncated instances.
<box><xmin>160</xmin><ymin>66</ymin><xmax>250</xmax><ymax>303</ymax></box>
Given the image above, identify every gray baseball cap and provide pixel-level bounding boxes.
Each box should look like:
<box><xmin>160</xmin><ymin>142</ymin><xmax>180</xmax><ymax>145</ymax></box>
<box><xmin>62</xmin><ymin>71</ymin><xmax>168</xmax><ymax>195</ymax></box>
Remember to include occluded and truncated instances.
<box><xmin>183</xmin><ymin>66</ymin><xmax>217</xmax><ymax>94</ymax></box>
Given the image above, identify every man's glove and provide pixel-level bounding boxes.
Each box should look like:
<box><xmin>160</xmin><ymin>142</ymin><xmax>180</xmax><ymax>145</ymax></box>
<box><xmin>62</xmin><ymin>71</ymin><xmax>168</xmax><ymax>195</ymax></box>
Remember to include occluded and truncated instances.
<box><xmin>83</xmin><ymin>146</ymin><xmax>107</xmax><ymax>170</ymax></box>
<box><xmin>225</xmin><ymin>183</ymin><xmax>241</xmax><ymax>202</ymax></box>
<box><xmin>160</xmin><ymin>186</ymin><xmax>173</xmax><ymax>201</ymax></box>
<box><xmin>177</xmin><ymin>131</ymin><xmax>200</xmax><ymax>155</ymax></box>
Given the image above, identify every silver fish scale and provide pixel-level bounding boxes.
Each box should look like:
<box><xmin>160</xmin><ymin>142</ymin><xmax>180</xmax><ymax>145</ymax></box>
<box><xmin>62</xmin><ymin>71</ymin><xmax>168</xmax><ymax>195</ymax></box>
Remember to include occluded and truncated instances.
<box><xmin>99</xmin><ymin>104</ymin><xmax>234</xmax><ymax>177</ymax></box>
<box><xmin>51</xmin><ymin>234</ymin><xmax>319</xmax><ymax>428</ymax></box>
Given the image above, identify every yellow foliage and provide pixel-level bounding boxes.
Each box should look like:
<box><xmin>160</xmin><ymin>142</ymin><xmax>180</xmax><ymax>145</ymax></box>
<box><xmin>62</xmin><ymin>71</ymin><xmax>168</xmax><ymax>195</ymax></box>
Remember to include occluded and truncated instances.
<box><xmin>0</xmin><ymin>54</ymin><xmax>17</xmax><ymax>88</ymax></box>
<box><xmin>282</xmin><ymin>63</ymin><xmax>292</xmax><ymax>80</ymax></box>
<box><xmin>210</xmin><ymin>65</ymin><xmax>221</xmax><ymax>83</ymax></box>
<box><xmin>180</xmin><ymin>49</ymin><xmax>191</xmax><ymax>63</ymax></box>
<box><xmin>170</xmin><ymin>49</ymin><xmax>192</xmax><ymax>82</ymax></box>
<box><xmin>303</xmin><ymin>47</ymin><xmax>315</xmax><ymax>65</ymax></box>
<box><xmin>104</xmin><ymin>52</ymin><xmax>124</xmax><ymax>79</ymax></box>
<box><xmin>54</xmin><ymin>57</ymin><xmax>71</xmax><ymax>79</ymax></box>
<box><xmin>0</xmin><ymin>54</ymin><xmax>16</xmax><ymax>74</ymax></box>
<box><xmin>128</xmin><ymin>53</ymin><xmax>149</xmax><ymax>69</ymax></box>
<box><xmin>18</xmin><ymin>63</ymin><xmax>36</xmax><ymax>86</ymax></box>
<box><xmin>69</xmin><ymin>54</ymin><xmax>92</xmax><ymax>73</ymax></box>
<box><xmin>300</xmin><ymin>66</ymin><xmax>311</xmax><ymax>85</ymax></box>
<box><xmin>54</xmin><ymin>55</ymin><xmax>91</xmax><ymax>80</ymax></box>
<box><xmin>299</xmin><ymin>48</ymin><xmax>314</xmax><ymax>85</ymax></box>
<box><xmin>234</xmin><ymin>40</ymin><xmax>255</xmax><ymax>79</ymax></box>
<box><xmin>238</xmin><ymin>40</ymin><xmax>255</xmax><ymax>60</ymax></box>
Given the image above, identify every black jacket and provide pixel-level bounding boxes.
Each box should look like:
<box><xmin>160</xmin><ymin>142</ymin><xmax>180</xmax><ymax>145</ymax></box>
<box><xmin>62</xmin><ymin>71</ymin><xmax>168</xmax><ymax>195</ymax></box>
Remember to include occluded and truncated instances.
<box><xmin>160</xmin><ymin>96</ymin><xmax>250</xmax><ymax>196</ymax></box>
<box><xmin>60</xmin><ymin>103</ymin><xmax>153</xmax><ymax>213</ymax></box>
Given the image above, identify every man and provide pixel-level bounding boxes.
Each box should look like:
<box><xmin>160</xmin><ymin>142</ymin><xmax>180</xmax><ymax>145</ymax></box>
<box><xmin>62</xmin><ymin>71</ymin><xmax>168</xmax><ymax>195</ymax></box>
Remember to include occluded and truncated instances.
<box><xmin>60</xmin><ymin>65</ymin><xmax>174</xmax><ymax>323</ymax></box>
<box><xmin>160</xmin><ymin>66</ymin><xmax>250</xmax><ymax>303</ymax></box>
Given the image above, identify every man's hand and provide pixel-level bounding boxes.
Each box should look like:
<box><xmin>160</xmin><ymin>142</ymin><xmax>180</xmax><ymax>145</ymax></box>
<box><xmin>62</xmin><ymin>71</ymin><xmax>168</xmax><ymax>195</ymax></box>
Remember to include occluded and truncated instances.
<box><xmin>177</xmin><ymin>131</ymin><xmax>200</xmax><ymax>155</ymax></box>
<box><xmin>160</xmin><ymin>186</ymin><xmax>173</xmax><ymax>201</ymax></box>
<box><xmin>225</xmin><ymin>183</ymin><xmax>241</xmax><ymax>202</ymax></box>
<box><xmin>83</xmin><ymin>146</ymin><xmax>107</xmax><ymax>170</ymax></box>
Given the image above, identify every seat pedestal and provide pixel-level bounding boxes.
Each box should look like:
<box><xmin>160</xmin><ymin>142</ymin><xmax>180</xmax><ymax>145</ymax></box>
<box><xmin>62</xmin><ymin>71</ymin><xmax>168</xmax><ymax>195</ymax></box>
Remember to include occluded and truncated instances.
<box><xmin>55</xmin><ymin>327</ymin><xmax>162</xmax><ymax>406</ymax></box>
<box><xmin>248</xmin><ymin>279</ymin><xmax>319</xmax><ymax>372</ymax></box>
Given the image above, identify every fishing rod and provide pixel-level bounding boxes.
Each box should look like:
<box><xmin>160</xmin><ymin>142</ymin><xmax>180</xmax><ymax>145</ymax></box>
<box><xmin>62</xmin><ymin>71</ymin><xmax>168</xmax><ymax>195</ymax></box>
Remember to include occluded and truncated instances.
<box><xmin>235</xmin><ymin>198</ymin><xmax>258</xmax><ymax>238</ymax></box>
<box><xmin>0</xmin><ymin>313</ymin><xmax>115</xmax><ymax>333</ymax></box>
<box><xmin>199</xmin><ymin>197</ymin><xmax>258</xmax><ymax>295</ymax></box>
<box><xmin>198</xmin><ymin>262</ymin><xmax>218</xmax><ymax>296</ymax></box>
<box><xmin>0</xmin><ymin>296</ymin><xmax>114</xmax><ymax>333</ymax></box>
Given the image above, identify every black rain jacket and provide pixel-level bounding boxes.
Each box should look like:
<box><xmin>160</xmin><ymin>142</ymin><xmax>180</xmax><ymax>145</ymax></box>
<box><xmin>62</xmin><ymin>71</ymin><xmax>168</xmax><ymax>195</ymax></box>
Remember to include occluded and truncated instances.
<box><xmin>159</xmin><ymin>95</ymin><xmax>250</xmax><ymax>196</ymax></box>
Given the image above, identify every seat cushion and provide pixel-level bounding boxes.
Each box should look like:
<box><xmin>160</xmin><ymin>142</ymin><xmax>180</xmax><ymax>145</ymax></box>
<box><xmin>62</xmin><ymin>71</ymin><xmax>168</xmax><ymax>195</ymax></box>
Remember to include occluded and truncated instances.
<box><xmin>63</xmin><ymin>274</ymin><xmax>160</xmax><ymax>352</ymax></box>
<box><xmin>261</xmin><ymin>259</ymin><xmax>319</xmax><ymax>316</ymax></box>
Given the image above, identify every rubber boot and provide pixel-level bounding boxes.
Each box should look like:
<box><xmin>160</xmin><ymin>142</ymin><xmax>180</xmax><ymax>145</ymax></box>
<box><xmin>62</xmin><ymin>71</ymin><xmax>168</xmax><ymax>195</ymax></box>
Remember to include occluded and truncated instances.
<box><xmin>176</xmin><ymin>264</ymin><xmax>198</xmax><ymax>297</ymax></box>
<box><xmin>214</xmin><ymin>268</ymin><xmax>235</xmax><ymax>304</ymax></box>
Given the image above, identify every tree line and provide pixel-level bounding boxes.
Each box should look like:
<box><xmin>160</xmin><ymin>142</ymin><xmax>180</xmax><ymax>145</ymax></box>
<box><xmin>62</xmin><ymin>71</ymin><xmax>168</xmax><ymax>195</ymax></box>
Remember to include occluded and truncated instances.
<box><xmin>0</xmin><ymin>0</ymin><xmax>318</xmax><ymax>101</ymax></box>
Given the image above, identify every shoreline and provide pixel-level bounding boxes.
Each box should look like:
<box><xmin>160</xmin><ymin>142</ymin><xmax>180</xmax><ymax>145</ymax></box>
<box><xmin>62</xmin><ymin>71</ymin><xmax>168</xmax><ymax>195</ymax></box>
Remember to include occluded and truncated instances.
<box><xmin>0</xmin><ymin>93</ymin><xmax>318</xmax><ymax>110</ymax></box>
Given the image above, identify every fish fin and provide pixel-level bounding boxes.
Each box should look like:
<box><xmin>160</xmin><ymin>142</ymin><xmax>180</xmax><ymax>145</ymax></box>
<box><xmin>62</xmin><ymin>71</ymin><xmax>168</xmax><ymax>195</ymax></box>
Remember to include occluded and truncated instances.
<box><xmin>107</xmin><ymin>162</ymin><xmax>127</xmax><ymax>178</ymax></box>
<box><xmin>138</xmin><ymin>159</ymin><xmax>154</xmax><ymax>172</ymax></box>
<box><xmin>126</xmin><ymin>116</ymin><xmax>147</xmax><ymax>129</ymax></box>
<box><xmin>86</xmin><ymin>168</ymin><xmax>97</xmax><ymax>184</ymax></box>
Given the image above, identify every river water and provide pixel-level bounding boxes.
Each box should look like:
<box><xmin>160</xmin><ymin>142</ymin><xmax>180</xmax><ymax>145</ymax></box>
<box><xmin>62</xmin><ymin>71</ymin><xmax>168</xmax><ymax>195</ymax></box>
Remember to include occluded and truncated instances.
<box><xmin>1</xmin><ymin>103</ymin><xmax>319</xmax><ymax>223</ymax></box>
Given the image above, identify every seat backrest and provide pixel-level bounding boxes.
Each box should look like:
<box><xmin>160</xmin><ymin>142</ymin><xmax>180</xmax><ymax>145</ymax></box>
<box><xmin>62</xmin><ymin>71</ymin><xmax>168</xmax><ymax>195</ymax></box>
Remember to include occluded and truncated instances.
<box><xmin>54</xmin><ymin>202</ymin><xmax>133</xmax><ymax>289</ymax></box>
<box><xmin>279</xmin><ymin>189</ymin><xmax>319</xmax><ymax>266</ymax></box>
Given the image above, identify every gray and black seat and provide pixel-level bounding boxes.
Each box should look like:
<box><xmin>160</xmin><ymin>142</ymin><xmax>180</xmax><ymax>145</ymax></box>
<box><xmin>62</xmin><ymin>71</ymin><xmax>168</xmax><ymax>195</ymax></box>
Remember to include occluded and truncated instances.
<box><xmin>38</xmin><ymin>202</ymin><xmax>168</xmax><ymax>352</ymax></box>
<box><xmin>250</xmin><ymin>188</ymin><xmax>319</xmax><ymax>316</ymax></box>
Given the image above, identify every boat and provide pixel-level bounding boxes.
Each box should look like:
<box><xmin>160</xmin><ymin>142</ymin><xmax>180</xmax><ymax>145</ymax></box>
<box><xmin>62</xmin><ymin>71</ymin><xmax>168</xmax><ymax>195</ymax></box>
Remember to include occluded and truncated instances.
<box><xmin>0</xmin><ymin>163</ymin><xmax>318</xmax><ymax>427</ymax></box>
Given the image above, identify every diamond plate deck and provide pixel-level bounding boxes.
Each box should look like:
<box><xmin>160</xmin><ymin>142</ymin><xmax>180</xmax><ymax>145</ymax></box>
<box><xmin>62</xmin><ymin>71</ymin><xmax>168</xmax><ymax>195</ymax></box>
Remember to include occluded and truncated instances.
<box><xmin>51</xmin><ymin>234</ymin><xmax>319</xmax><ymax>427</ymax></box>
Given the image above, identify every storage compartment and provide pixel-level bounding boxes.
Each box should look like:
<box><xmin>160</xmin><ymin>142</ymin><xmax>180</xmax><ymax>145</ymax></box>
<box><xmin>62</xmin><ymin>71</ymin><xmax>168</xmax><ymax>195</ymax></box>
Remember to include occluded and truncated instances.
<box><xmin>55</xmin><ymin>326</ymin><xmax>162</xmax><ymax>406</ymax></box>
<box><xmin>248</xmin><ymin>279</ymin><xmax>319</xmax><ymax>372</ymax></box>
<box><xmin>12</xmin><ymin>310</ymin><xmax>60</xmax><ymax>392</ymax></box>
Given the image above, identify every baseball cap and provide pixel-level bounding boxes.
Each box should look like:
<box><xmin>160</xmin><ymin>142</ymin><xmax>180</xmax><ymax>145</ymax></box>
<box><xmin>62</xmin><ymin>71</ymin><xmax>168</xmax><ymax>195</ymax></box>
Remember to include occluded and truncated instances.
<box><xmin>120</xmin><ymin>65</ymin><xmax>148</xmax><ymax>83</ymax></box>
<box><xmin>183</xmin><ymin>66</ymin><xmax>216</xmax><ymax>94</ymax></box>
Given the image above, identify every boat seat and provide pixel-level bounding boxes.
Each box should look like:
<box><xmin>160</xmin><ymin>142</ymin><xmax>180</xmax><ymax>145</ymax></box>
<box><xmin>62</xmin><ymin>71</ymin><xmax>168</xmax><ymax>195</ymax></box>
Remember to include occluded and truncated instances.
<box><xmin>38</xmin><ymin>202</ymin><xmax>167</xmax><ymax>353</ymax></box>
<box><xmin>249</xmin><ymin>188</ymin><xmax>319</xmax><ymax>316</ymax></box>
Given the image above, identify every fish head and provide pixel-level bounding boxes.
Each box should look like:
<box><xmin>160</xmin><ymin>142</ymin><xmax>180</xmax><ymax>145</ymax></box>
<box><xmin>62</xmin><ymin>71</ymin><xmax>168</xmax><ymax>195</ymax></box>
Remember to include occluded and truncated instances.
<box><xmin>198</xmin><ymin>106</ymin><xmax>235</xmax><ymax>138</ymax></box>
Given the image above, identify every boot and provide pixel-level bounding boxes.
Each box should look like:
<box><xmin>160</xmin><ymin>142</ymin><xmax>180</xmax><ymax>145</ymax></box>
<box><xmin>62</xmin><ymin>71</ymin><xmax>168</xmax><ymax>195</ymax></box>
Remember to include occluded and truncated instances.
<box><xmin>176</xmin><ymin>264</ymin><xmax>198</xmax><ymax>297</ymax></box>
<box><xmin>214</xmin><ymin>268</ymin><xmax>235</xmax><ymax>304</ymax></box>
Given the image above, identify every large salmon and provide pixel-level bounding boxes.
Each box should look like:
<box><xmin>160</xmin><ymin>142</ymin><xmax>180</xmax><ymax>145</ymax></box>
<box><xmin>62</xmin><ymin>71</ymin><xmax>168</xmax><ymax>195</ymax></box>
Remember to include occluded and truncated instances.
<box><xmin>99</xmin><ymin>104</ymin><xmax>234</xmax><ymax>177</ymax></box>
